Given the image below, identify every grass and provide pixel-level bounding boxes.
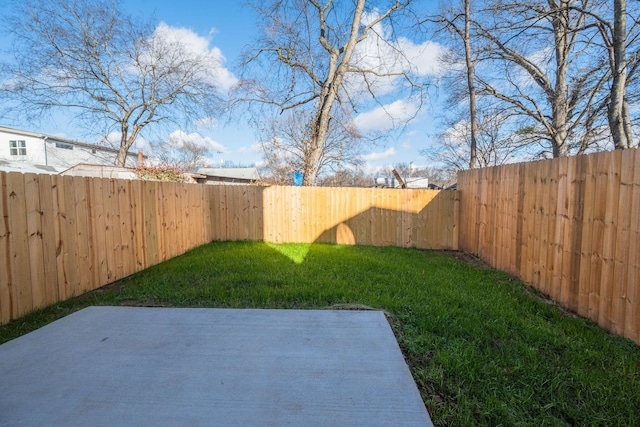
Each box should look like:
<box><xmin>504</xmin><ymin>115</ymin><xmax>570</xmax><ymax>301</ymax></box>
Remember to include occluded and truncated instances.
<box><xmin>1</xmin><ymin>241</ymin><xmax>639</xmax><ymax>425</ymax></box>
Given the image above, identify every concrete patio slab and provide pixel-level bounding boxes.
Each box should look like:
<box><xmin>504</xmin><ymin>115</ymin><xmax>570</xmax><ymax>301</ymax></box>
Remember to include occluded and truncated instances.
<box><xmin>0</xmin><ymin>307</ymin><xmax>432</xmax><ymax>426</ymax></box>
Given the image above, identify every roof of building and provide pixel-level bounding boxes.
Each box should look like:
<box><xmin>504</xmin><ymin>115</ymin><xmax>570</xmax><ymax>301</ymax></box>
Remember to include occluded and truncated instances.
<box><xmin>0</xmin><ymin>159</ymin><xmax>65</xmax><ymax>174</ymax></box>
<box><xmin>197</xmin><ymin>167</ymin><xmax>260</xmax><ymax>181</ymax></box>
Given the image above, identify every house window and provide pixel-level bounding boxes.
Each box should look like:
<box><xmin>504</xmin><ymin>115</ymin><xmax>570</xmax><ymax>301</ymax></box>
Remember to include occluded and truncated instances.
<box><xmin>9</xmin><ymin>140</ymin><xmax>26</xmax><ymax>156</ymax></box>
<box><xmin>55</xmin><ymin>142</ymin><xmax>74</xmax><ymax>150</ymax></box>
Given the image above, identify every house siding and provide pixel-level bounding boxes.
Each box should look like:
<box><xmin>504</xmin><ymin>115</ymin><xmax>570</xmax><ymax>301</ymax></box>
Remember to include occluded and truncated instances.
<box><xmin>0</xmin><ymin>127</ymin><xmax>139</xmax><ymax>168</ymax></box>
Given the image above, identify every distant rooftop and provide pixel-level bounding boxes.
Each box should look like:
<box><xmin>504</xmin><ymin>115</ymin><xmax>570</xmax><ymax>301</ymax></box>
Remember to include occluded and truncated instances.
<box><xmin>197</xmin><ymin>167</ymin><xmax>260</xmax><ymax>181</ymax></box>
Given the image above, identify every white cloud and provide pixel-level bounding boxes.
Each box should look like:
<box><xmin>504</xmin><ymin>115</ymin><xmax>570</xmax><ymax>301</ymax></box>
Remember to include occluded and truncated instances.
<box><xmin>353</xmin><ymin>99</ymin><xmax>419</xmax><ymax>132</ymax></box>
<box><xmin>397</xmin><ymin>38</ymin><xmax>447</xmax><ymax>77</ymax></box>
<box><xmin>444</xmin><ymin>119</ymin><xmax>471</xmax><ymax>141</ymax></box>
<box><xmin>166</xmin><ymin>130</ymin><xmax>225</xmax><ymax>153</ymax></box>
<box><xmin>149</xmin><ymin>23</ymin><xmax>238</xmax><ymax>93</ymax></box>
<box><xmin>195</xmin><ymin>117</ymin><xmax>218</xmax><ymax>129</ymax></box>
<box><xmin>97</xmin><ymin>131</ymin><xmax>121</xmax><ymax>148</ymax></box>
<box><xmin>360</xmin><ymin>147</ymin><xmax>397</xmax><ymax>162</ymax></box>
<box><xmin>344</xmin><ymin>10</ymin><xmax>447</xmax><ymax>98</ymax></box>
<box><xmin>97</xmin><ymin>129</ymin><xmax>224</xmax><ymax>158</ymax></box>
<box><xmin>238</xmin><ymin>142</ymin><xmax>263</xmax><ymax>153</ymax></box>
<box><xmin>358</xmin><ymin>163</ymin><xmax>385</xmax><ymax>176</ymax></box>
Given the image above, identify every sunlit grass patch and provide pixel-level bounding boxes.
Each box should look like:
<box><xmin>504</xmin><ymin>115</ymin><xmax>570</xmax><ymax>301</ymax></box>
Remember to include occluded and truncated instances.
<box><xmin>266</xmin><ymin>242</ymin><xmax>311</xmax><ymax>264</ymax></box>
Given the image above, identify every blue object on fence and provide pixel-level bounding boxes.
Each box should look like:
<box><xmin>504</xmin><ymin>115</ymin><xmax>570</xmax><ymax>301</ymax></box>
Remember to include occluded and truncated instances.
<box><xmin>293</xmin><ymin>172</ymin><xmax>303</xmax><ymax>186</ymax></box>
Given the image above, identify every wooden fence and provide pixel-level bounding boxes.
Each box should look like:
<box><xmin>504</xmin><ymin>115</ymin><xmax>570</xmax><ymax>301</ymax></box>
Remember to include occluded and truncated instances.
<box><xmin>0</xmin><ymin>174</ymin><xmax>456</xmax><ymax>326</ymax></box>
<box><xmin>4</xmin><ymin>150</ymin><xmax>640</xmax><ymax>346</ymax></box>
<box><xmin>209</xmin><ymin>185</ymin><xmax>458</xmax><ymax>249</ymax></box>
<box><xmin>458</xmin><ymin>148</ymin><xmax>640</xmax><ymax>344</ymax></box>
<box><xmin>0</xmin><ymin>173</ymin><xmax>214</xmax><ymax>325</ymax></box>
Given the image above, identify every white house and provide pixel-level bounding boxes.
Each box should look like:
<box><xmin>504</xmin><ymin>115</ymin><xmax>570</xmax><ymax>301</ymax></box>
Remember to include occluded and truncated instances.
<box><xmin>0</xmin><ymin>125</ymin><xmax>140</xmax><ymax>172</ymax></box>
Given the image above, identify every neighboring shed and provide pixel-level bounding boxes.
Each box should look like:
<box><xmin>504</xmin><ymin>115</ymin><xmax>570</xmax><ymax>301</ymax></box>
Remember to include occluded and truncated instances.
<box><xmin>197</xmin><ymin>167</ymin><xmax>261</xmax><ymax>185</ymax></box>
<box><xmin>373</xmin><ymin>176</ymin><xmax>430</xmax><ymax>189</ymax></box>
<box><xmin>404</xmin><ymin>177</ymin><xmax>430</xmax><ymax>189</ymax></box>
<box><xmin>60</xmin><ymin>164</ymin><xmax>137</xmax><ymax>180</ymax></box>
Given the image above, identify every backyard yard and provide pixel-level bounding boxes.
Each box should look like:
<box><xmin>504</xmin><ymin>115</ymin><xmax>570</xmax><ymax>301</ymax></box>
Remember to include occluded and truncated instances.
<box><xmin>1</xmin><ymin>241</ymin><xmax>639</xmax><ymax>426</ymax></box>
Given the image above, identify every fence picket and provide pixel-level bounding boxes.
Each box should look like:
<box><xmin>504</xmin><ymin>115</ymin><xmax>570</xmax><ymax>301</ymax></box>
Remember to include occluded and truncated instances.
<box><xmin>0</xmin><ymin>173</ymin><xmax>12</xmax><ymax>323</ymax></box>
<box><xmin>73</xmin><ymin>178</ymin><xmax>92</xmax><ymax>293</ymax></box>
<box><xmin>624</xmin><ymin>151</ymin><xmax>640</xmax><ymax>343</ymax></box>
<box><xmin>25</xmin><ymin>174</ymin><xmax>45</xmax><ymax>308</ymax></box>
<box><xmin>7</xmin><ymin>173</ymin><xmax>32</xmax><ymax>317</ymax></box>
<box><xmin>91</xmin><ymin>178</ymin><xmax>109</xmax><ymax>285</ymax></box>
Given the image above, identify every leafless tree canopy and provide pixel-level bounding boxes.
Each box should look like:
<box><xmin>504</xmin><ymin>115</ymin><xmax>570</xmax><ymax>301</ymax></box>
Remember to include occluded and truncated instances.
<box><xmin>431</xmin><ymin>0</ymin><xmax>640</xmax><ymax>166</ymax></box>
<box><xmin>424</xmin><ymin>108</ymin><xmax>533</xmax><ymax>172</ymax></box>
<box><xmin>258</xmin><ymin>108</ymin><xmax>364</xmax><ymax>182</ymax></box>
<box><xmin>236</xmin><ymin>0</ymin><xmax>427</xmax><ymax>185</ymax></box>
<box><xmin>0</xmin><ymin>0</ymin><xmax>224</xmax><ymax>166</ymax></box>
<box><xmin>150</xmin><ymin>139</ymin><xmax>210</xmax><ymax>172</ymax></box>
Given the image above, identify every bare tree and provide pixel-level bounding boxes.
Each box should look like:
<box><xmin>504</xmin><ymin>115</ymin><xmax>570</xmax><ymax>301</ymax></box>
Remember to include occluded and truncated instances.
<box><xmin>435</xmin><ymin>0</ymin><xmax>479</xmax><ymax>168</ymax></box>
<box><xmin>608</xmin><ymin>0</ymin><xmax>632</xmax><ymax>148</ymax></box>
<box><xmin>236</xmin><ymin>0</ymin><xmax>426</xmax><ymax>185</ymax></box>
<box><xmin>580</xmin><ymin>0</ymin><xmax>639</xmax><ymax>149</ymax></box>
<box><xmin>319</xmin><ymin>167</ymin><xmax>372</xmax><ymax>187</ymax></box>
<box><xmin>463</xmin><ymin>0</ymin><xmax>479</xmax><ymax>168</ymax></box>
<box><xmin>423</xmin><ymin>109</ymin><xmax>532</xmax><ymax>172</ymax></box>
<box><xmin>151</xmin><ymin>138</ymin><xmax>210</xmax><ymax>172</ymax></box>
<box><xmin>0</xmin><ymin>0</ymin><xmax>224</xmax><ymax>166</ymax></box>
<box><xmin>466</xmin><ymin>0</ymin><xmax>605</xmax><ymax>158</ymax></box>
<box><xmin>438</xmin><ymin>0</ymin><xmax>640</xmax><ymax>158</ymax></box>
<box><xmin>258</xmin><ymin>151</ymin><xmax>297</xmax><ymax>186</ymax></box>
<box><xmin>257</xmin><ymin>108</ymin><xmax>364</xmax><ymax>182</ymax></box>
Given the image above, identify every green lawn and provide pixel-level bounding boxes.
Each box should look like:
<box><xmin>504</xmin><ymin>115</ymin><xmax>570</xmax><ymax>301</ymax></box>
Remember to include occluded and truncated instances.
<box><xmin>1</xmin><ymin>241</ymin><xmax>639</xmax><ymax>426</ymax></box>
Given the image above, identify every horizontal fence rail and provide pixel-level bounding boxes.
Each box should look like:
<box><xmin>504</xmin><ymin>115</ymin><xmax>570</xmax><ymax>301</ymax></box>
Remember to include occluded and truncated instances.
<box><xmin>458</xmin><ymin>148</ymin><xmax>640</xmax><ymax>345</ymax></box>
<box><xmin>0</xmin><ymin>173</ymin><xmax>457</xmax><ymax>326</ymax></box>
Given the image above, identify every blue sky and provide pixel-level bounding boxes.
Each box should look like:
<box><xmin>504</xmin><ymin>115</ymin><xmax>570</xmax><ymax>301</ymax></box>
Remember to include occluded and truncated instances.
<box><xmin>1</xmin><ymin>0</ymin><xmax>445</xmax><ymax>173</ymax></box>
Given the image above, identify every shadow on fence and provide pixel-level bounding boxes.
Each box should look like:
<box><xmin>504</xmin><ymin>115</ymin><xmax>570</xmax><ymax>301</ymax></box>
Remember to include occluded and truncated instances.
<box><xmin>0</xmin><ymin>177</ymin><xmax>456</xmax><ymax>326</ymax></box>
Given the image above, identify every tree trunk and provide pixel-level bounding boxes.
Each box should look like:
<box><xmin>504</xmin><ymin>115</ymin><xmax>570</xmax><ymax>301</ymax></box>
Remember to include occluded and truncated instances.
<box><xmin>464</xmin><ymin>0</ymin><xmax>478</xmax><ymax>169</ymax></box>
<box><xmin>608</xmin><ymin>0</ymin><xmax>630</xmax><ymax>150</ymax></box>
<box><xmin>117</xmin><ymin>125</ymin><xmax>130</xmax><ymax>167</ymax></box>
<box><xmin>301</xmin><ymin>0</ymin><xmax>366</xmax><ymax>185</ymax></box>
<box><xmin>116</xmin><ymin>123</ymin><xmax>141</xmax><ymax>167</ymax></box>
<box><xmin>550</xmin><ymin>2</ymin><xmax>570</xmax><ymax>158</ymax></box>
<box><xmin>116</xmin><ymin>147</ymin><xmax>128</xmax><ymax>167</ymax></box>
<box><xmin>302</xmin><ymin>143</ymin><xmax>322</xmax><ymax>186</ymax></box>
<box><xmin>622</xmin><ymin>97</ymin><xmax>634</xmax><ymax>146</ymax></box>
